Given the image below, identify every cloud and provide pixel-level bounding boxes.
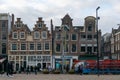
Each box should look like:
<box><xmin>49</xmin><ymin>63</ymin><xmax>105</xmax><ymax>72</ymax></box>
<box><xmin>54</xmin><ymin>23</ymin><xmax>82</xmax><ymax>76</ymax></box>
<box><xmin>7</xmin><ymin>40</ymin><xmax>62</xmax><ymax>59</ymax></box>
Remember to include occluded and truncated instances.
<box><xmin>0</xmin><ymin>0</ymin><xmax>120</xmax><ymax>35</ymax></box>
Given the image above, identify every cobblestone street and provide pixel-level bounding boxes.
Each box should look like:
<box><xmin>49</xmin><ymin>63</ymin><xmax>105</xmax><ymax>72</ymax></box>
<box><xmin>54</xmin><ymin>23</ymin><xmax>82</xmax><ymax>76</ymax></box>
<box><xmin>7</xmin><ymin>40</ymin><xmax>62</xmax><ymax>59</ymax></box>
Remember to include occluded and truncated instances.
<box><xmin>0</xmin><ymin>74</ymin><xmax>120</xmax><ymax>80</ymax></box>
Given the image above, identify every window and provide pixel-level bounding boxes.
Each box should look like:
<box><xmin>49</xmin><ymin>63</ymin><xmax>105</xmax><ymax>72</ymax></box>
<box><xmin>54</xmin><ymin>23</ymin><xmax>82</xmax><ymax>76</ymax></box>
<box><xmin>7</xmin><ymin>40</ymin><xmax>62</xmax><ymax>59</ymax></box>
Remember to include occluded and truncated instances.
<box><xmin>2</xmin><ymin>21</ymin><xmax>6</xmax><ymax>27</ymax></box>
<box><xmin>45</xmin><ymin>43</ymin><xmax>49</xmax><ymax>50</ymax></box>
<box><xmin>30</xmin><ymin>43</ymin><xmax>34</xmax><ymax>50</ymax></box>
<box><xmin>16</xmin><ymin>23</ymin><xmax>21</xmax><ymax>27</ymax></box>
<box><xmin>72</xmin><ymin>44</ymin><xmax>76</xmax><ymax>52</ymax></box>
<box><xmin>87</xmin><ymin>47</ymin><xmax>92</xmax><ymax>54</ymax></box>
<box><xmin>13</xmin><ymin>32</ymin><xmax>18</xmax><ymax>39</ymax></box>
<box><xmin>34</xmin><ymin>31</ymin><xmax>40</xmax><ymax>39</ymax></box>
<box><xmin>42</xmin><ymin>31</ymin><xmax>47</xmax><ymax>39</ymax></box>
<box><xmin>88</xmin><ymin>25</ymin><xmax>92</xmax><ymax>31</ymax></box>
<box><xmin>37</xmin><ymin>43</ymin><xmax>42</xmax><ymax>50</ymax></box>
<box><xmin>2</xmin><ymin>34</ymin><xmax>7</xmax><ymax>40</ymax></box>
<box><xmin>87</xmin><ymin>35</ymin><xmax>92</xmax><ymax>40</ymax></box>
<box><xmin>21</xmin><ymin>43</ymin><xmax>26</xmax><ymax>50</ymax></box>
<box><xmin>64</xmin><ymin>44</ymin><xmax>68</xmax><ymax>52</ymax></box>
<box><xmin>81</xmin><ymin>46</ymin><xmax>85</xmax><ymax>52</ymax></box>
<box><xmin>2</xmin><ymin>21</ymin><xmax>6</xmax><ymax>31</ymax></box>
<box><xmin>94</xmin><ymin>47</ymin><xmax>97</xmax><ymax>52</ymax></box>
<box><xmin>56</xmin><ymin>43</ymin><xmax>60</xmax><ymax>52</ymax></box>
<box><xmin>38</xmin><ymin>23</ymin><xmax>42</xmax><ymax>28</ymax></box>
<box><xmin>56</xmin><ymin>33</ymin><xmax>61</xmax><ymax>40</ymax></box>
<box><xmin>2</xmin><ymin>43</ymin><xmax>6</xmax><ymax>54</ymax></box>
<box><xmin>81</xmin><ymin>35</ymin><xmax>86</xmax><ymax>39</ymax></box>
<box><xmin>72</xmin><ymin>34</ymin><xmax>77</xmax><ymax>40</ymax></box>
<box><xmin>12</xmin><ymin>43</ymin><xmax>17</xmax><ymax>50</ymax></box>
<box><xmin>20</xmin><ymin>32</ymin><xmax>25</xmax><ymax>39</ymax></box>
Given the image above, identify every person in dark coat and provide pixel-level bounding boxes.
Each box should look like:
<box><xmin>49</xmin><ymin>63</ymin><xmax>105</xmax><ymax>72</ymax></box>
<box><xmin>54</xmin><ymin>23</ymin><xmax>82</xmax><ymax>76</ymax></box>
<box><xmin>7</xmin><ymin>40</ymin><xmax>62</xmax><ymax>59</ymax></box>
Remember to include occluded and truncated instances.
<box><xmin>26</xmin><ymin>65</ymin><xmax>30</xmax><ymax>74</ymax></box>
<box><xmin>9</xmin><ymin>62</ymin><xmax>14</xmax><ymax>76</ymax></box>
<box><xmin>34</xmin><ymin>66</ymin><xmax>37</xmax><ymax>75</ymax></box>
<box><xmin>6</xmin><ymin>62</ymin><xmax>10</xmax><ymax>77</ymax></box>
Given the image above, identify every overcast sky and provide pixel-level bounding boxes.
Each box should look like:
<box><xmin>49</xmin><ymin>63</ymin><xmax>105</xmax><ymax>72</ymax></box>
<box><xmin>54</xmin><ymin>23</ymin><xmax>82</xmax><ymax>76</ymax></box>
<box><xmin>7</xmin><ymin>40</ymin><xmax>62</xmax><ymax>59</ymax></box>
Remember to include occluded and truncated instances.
<box><xmin>0</xmin><ymin>0</ymin><xmax>120</xmax><ymax>34</ymax></box>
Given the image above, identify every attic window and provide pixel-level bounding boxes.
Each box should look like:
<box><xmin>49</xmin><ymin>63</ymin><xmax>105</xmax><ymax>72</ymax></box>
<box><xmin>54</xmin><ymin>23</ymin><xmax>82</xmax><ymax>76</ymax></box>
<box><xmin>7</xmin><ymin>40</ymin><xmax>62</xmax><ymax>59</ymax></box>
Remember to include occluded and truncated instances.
<box><xmin>38</xmin><ymin>23</ymin><xmax>42</xmax><ymax>28</ymax></box>
<box><xmin>16</xmin><ymin>23</ymin><xmax>21</xmax><ymax>27</ymax></box>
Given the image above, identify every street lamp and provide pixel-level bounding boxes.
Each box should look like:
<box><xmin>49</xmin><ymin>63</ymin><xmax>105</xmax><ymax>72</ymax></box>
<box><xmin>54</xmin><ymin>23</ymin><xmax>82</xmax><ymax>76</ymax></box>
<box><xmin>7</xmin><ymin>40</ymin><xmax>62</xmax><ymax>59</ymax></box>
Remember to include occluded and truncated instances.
<box><xmin>96</xmin><ymin>6</ymin><xmax>100</xmax><ymax>76</ymax></box>
<box><xmin>61</xmin><ymin>25</ymin><xmax>69</xmax><ymax>74</ymax></box>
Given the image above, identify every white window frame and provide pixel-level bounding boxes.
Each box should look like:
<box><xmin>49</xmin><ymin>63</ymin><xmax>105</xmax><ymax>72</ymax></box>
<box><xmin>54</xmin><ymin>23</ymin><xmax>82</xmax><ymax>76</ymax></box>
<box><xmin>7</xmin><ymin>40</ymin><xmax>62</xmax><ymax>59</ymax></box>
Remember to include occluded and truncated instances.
<box><xmin>37</xmin><ymin>43</ymin><xmax>42</xmax><ymax>51</ymax></box>
<box><xmin>12</xmin><ymin>32</ymin><xmax>18</xmax><ymax>39</ymax></box>
<box><xmin>42</xmin><ymin>31</ymin><xmax>47</xmax><ymax>39</ymax></box>
<box><xmin>20</xmin><ymin>32</ymin><xmax>25</xmax><ymax>39</ymax></box>
<box><xmin>44</xmin><ymin>42</ymin><xmax>50</xmax><ymax>51</ymax></box>
<box><xmin>20</xmin><ymin>43</ymin><xmax>26</xmax><ymax>50</ymax></box>
<box><xmin>29</xmin><ymin>43</ymin><xmax>35</xmax><ymax>51</ymax></box>
<box><xmin>11</xmin><ymin>43</ymin><xmax>17</xmax><ymax>51</ymax></box>
<box><xmin>34</xmin><ymin>31</ymin><xmax>40</xmax><ymax>39</ymax></box>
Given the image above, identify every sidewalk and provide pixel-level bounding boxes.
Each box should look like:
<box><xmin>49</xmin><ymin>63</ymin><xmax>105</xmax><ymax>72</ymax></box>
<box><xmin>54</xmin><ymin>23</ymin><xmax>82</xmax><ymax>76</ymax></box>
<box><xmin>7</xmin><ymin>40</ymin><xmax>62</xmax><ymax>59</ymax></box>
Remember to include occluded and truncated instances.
<box><xmin>0</xmin><ymin>74</ymin><xmax>120</xmax><ymax>80</ymax></box>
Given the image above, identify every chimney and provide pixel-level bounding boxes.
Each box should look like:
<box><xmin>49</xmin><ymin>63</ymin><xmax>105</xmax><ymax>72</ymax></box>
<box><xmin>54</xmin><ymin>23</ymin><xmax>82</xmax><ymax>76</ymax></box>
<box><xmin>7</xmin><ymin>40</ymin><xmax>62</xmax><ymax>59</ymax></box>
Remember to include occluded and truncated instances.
<box><xmin>51</xmin><ymin>19</ymin><xmax>53</xmax><ymax>34</ymax></box>
<box><xmin>17</xmin><ymin>18</ymin><xmax>21</xmax><ymax>21</ymax></box>
<box><xmin>11</xmin><ymin>14</ymin><xmax>14</xmax><ymax>29</ymax></box>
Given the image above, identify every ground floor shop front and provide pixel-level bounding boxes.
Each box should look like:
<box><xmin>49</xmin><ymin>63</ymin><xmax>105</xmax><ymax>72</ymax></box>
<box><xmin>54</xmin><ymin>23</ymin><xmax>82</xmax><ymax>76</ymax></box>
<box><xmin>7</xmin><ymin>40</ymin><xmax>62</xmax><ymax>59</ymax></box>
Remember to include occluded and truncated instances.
<box><xmin>8</xmin><ymin>55</ymin><xmax>52</xmax><ymax>72</ymax></box>
<box><xmin>52</xmin><ymin>56</ymin><xmax>78</xmax><ymax>70</ymax></box>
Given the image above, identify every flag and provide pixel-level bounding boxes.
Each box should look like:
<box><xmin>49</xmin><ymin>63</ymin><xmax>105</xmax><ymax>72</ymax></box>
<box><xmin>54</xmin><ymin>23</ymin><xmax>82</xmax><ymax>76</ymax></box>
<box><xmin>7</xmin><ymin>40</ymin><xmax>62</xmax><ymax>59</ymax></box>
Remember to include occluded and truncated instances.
<box><xmin>0</xmin><ymin>58</ymin><xmax>6</xmax><ymax>63</ymax></box>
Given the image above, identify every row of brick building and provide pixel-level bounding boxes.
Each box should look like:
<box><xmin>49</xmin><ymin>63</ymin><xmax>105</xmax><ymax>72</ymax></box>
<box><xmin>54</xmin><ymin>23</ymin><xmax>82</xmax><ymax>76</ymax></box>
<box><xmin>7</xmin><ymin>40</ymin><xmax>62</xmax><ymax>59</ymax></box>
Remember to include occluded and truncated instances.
<box><xmin>0</xmin><ymin>13</ymin><xmax>102</xmax><ymax>71</ymax></box>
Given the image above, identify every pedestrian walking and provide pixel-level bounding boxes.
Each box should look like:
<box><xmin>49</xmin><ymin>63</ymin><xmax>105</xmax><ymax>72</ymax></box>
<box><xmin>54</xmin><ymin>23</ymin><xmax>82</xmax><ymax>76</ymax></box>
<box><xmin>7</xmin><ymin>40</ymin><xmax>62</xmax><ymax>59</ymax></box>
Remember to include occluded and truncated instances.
<box><xmin>34</xmin><ymin>66</ymin><xmax>37</xmax><ymax>75</ymax></box>
<box><xmin>79</xmin><ymin>64</ymin><xmax>83</xmax><ymax>75</ymax></box>
<box><xmin>26</xmin><ymin>65</ymin><xmax>30</xmax><ymax>74</ymax></box>
<box><xmin>6</xmin><ymin>62</ymin><xmax>10</xmax><ymax>77</ymax></box>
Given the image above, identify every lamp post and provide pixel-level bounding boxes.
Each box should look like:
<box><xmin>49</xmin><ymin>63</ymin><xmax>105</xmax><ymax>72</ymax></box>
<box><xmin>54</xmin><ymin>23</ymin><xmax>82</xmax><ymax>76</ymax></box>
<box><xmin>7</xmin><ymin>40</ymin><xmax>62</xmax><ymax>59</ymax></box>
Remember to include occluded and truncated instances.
<box><xmin>96</xmin><ymin>6</ymin><xmax>100</xmax><ymax>76</ymax></box>
<box><xmin>61</xmin><ymin>25</ymin><xmax>69</xmax><ymax>74</ymax></box>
